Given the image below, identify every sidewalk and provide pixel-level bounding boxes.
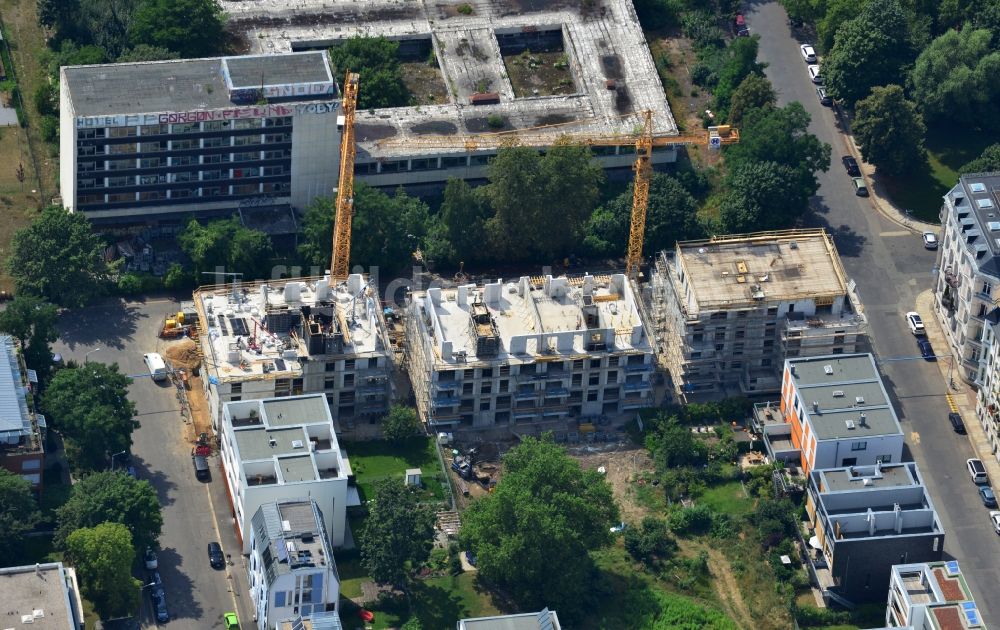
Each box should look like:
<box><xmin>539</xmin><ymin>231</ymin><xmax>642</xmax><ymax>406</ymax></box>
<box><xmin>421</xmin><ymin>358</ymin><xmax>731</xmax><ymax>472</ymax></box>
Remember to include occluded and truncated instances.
<box><xmin>914</xmin><ymin>290</ymin><xmax>1000</xmax><ymax>483</ymax></box>
<box><xmin>832</xmin><ymin>105</ymin><xmax>938</xmax><ymax>236</ymax></box>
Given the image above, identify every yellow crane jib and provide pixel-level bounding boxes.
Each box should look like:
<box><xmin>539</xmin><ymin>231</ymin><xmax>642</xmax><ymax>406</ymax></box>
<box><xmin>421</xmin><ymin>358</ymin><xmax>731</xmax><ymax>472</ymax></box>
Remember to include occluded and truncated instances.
<box><xmin>331</xmin><ymin>71</ymin><xmax>360</xmax><ymax>282</ymax></box>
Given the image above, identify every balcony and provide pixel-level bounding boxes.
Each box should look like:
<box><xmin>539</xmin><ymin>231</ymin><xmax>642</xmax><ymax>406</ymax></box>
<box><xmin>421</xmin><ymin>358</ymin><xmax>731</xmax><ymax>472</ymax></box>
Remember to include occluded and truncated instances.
<box><xmin>623</xmin><ymin>381</ymin><xmax>651</xmax><ymax>392</ymax></box>
<box><xmin>432</xmin><ymin>396</ymin><xmax>460</xmax><ymax>408</ymax></box>
<box><xmin>625</xmin><ymin>363</ymin><xmax>653</xmax><ymax>373</ymax></box>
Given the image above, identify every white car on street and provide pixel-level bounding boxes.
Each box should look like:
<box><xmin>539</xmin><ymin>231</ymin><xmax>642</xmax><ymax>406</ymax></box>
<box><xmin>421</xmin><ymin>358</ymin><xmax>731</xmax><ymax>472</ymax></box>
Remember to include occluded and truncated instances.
<box><xmin>990</xmin><ymin>511</ymin><xmax>1000</xmax><ymax>534</ymax></box>
<box><xmin>906</xmin><ymin>312</ymin><xmax>925</xmax><ymax>336</ymax></box>
<box><xmin>800</xmin><ymin>44</ymin><xmax>817</xmax><ymax>63</ymax></box>
<box><xmin>807</xmin><ymin>65</ymin><xmax>823</xmax><ymax>84</ymax></box>
<box><xmin>922</xmin><ymin>232</ymin><xmax>938</xmax><ymax>249</ymax></box>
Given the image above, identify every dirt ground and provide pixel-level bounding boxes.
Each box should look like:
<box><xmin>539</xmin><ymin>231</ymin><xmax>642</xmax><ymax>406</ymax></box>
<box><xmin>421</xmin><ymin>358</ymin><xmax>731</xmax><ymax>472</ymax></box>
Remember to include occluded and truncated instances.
<box><xmin>400</xmin><ymin>61</ymin><xmax>451</xmax><ymax>105</ymax></box>
<box><xmin>503</xmin><ymin>51</ymin><xmax>576</xmax><ymax>98</ymax></box>
<box><xmin>571</xmin><ymin>444</ymin><xmax>658</xmax><ymax>522</ymax></box>
<box><xmin>162</xmin><ymin>338</ymin><xmax>214</xmax><ymax>445</ymax></box>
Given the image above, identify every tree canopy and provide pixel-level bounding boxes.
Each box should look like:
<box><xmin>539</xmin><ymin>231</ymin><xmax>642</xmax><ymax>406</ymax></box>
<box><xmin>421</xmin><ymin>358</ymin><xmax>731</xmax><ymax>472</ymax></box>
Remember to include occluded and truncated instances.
<box><xmin>822</xmin><ymin>0</ymin><xmax>916</xmax><ymax>106</ymax></box>
<box><xmin>852</xmin><ymin>84</ymin><xmax>926</xmax><ymax>178</ymax></box>
<box><xmin>726</xmin><ymin>73</ymin><xmax>776</xmax><ymax>125</ymax></box>
<box><xmin>910</xmin><ymin>26</ymin><xmax>1000</xmax><ymax>130</ymax></box>
<box><xmin>359</xmin><ymin>478</ymin><xmax>435</xmax><ymax>586</ymax></box>
<box><xmin>41</xmin><ymin>363</ymin><xmax>138</xmax><ymax>472</ymax></box>
<box><xmin>0</xmin><ymin>470</ymin><xmax>41</xmax><ymax>561</ymax></box>
<box><xmin>352</xmin><ymin>185</ymin><xmax>430</xmax><ymax>274</ymax></box>
<box><xmin>55</xmin><ymin>470</ymin><xmax>162</xmax><ymax>552</ymax></box>
<box><xmin>65</xmin><ymin>523</ymin><xmax>140</xmax><ymax>618</ymax></box>
<box><xmin>460</xmin><ymin>437</ymin><xmax>619</xmax><ymax>619</ymax></box>
<box><xmin>584</xmin><ymin>173</ymin><xmax>704</xmax><ymax>257</ymax></box>
<box><xmin>7</xmin><ymin>206</ymin><xmax>111</xmax><ymax>308</ymax></box>
<box><xmin>0</xmin><ymin>296</ymin><xmax>59</xmax><ymax>383</ymax></box>
<box><xmin>718</xmin><ymin>161</ymin><xmax>810</xmax><ymax>233</ymax></box>
<box><xmin>129</xmin><ymin>0</ymin><xmax>224</xmax><ymax>58</ymax></box>
<box><xmin>381</xmin><ymin>405</ymin><xmax>422</xmax><ymax>443</ymax></box>
<box><xmin>961</xmin><ymin>143</ymin><xmax>1000</xmax><ymax>174</ymax></box>
<box><xmin>178</xmin><ymin>218</ymin><xmax>274</xmax><ymax>281</ymax></box>
<box><xmin>329</xmin><ymin>38</ymin><xmax>409</xmax><ymax>109</ymax></box>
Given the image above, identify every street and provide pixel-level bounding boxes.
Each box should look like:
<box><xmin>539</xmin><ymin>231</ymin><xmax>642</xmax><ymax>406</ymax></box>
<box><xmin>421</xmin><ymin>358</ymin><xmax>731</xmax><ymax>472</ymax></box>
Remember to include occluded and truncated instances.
<box><xmin>747</xmin><ymin>0</ymin><xmax>1000</xmax><ymax>620</ymax></box>
<box><xmin>54</xmin><ymin>296</ymin><xmax>253</xmax><ymax>630</ymax></box>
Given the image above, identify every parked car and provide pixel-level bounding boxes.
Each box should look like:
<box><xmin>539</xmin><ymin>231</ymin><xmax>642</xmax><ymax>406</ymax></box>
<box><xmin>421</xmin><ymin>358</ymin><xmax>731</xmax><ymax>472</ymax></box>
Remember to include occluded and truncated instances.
<box><xmin>842</xmin><ymin>155</ymin><xmax>861</xmax><ymax>176</ymax></box>
<box><xmin>990</xmin><ymin>511</ymin><xmax>1000</xmax><ymax>534</ymax></box>
<box><xmin>734</xmin><ymin>13</ymin><xmax>749</xmax><ymax>36</ymax></box>
<box><xmin>816</xmin><ymin>86</ymin><xmax>832</xmax><ymax>106</ymax></box>
<box><xmin>917</xmin><ymin>338</ymin><xmax>934</xmax><ymax>360</ymax></box>
<box><xmin>922</xmin><ymin>232</ymin><xmax>938</xmax><ymax>249</ymax></box>
<box><xmin>980</xmin><ymin>486</ymin><xmax>997</xmax><ymax>508</ymax></box>
<box><xmin>150</xmin><ymin>588</ymin><xmax>169</xmax><ymax>624</ymax></box>
<box><xmin>852</xmin><ymin>176</ymin><xmax>868</xmax><ymax>196</ymax></box>
<box><xmin>807</xmin><ymin>64</ymin><xmax>823</xmax><ymax>84</ymax></box>
<box><xmin>949</xmin><ymin>412</ymin><xmax>966</xmax><ymax>434</ymax></box>
<box><xmin>193</xmin><ymin>454</ymin><xmax>210</xmax><ymax>481</ymax></box>
<box><xmin>126</xmin><ymin>466</ymin><xmax>139</xmax><ymax>480</ymax></box>
<box><xmin>968</xmin><ymin>458</ymin><xmax>988</xmax><ymax>484</ymax></box>
<box><xmin>144</xmin><ymin>548</ymin><xmax>158</xmax><ymax>570</ymax></box>
<box><xmin>223</xmin><ymin>612</ymin><xmax>240</xmax><ymax>630</ymax></box>
<box><xmin>799</xmin><ymin>44</ymin><xmax>817</xmax><ymax>63</ymax></box>
<box><xmin>208</xmin><ymin>542</ymin><xmax>225</xmax><ymax>569</ymax></box>
<box><xmin>906</xmin><ymin>312</ymin><xmax>925</xmax><ymax>336</ymax></box>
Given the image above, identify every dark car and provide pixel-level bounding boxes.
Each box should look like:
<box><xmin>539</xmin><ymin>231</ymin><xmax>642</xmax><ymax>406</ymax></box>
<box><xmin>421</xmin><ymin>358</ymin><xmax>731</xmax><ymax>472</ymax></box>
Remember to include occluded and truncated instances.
<box><xmin>208</xmin><ymin>542</ymin><xmax>225</xmax><ymax>569</ymax></box>
<box><xmin>917</xmin><ymin>338</ymin><xmax>935</xmax><ymax>360</ymax></box>
<box><xmin>193</xmin><ymin>454</ymin><xmax>210</xmax><ymax>481</ymax></box>
<box><xmin>150</xmin><ymin>588</ymin><xmax>169</xmax><ymax>623</ymax></box>
<box><xmin>842</xmin><ymin>155</ymin><xmax>861</xmax><ymax>176</ymax></box>
<box><xmin>949</xmin><ymin>412</ymin><xmax>966</xmax><ymax>434</ymax></box>
<box><xmin>980</xmin><ymin>486</ymin><xmax>998</xmax><ymax>508</ymax></box>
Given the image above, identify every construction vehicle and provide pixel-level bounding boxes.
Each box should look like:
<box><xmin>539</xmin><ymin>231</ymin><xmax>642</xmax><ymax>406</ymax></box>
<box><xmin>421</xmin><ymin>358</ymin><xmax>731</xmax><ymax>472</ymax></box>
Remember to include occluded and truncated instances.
<box><xmin>330</xmin><ymin>71</ymin><xmax>360</xmax><ymax>281</ymax></box>
<box><xmin>159</xmin><ymin>311</ymin><xmax>193</xmax><ymax>339</ymax></box>
<box><xmin>376</xmin><ymin>110</ymin><xmax>739</xmax><ymax>278</ymax></box>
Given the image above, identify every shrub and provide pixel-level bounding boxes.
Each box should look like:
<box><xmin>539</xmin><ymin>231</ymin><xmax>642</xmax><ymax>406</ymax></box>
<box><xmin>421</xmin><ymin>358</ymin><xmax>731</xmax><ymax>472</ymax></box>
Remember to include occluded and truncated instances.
<box><xmin>624</xmin><ymin>517</ymin><xmax>676</xmax><ymax>564</ymax></box>
<box><xmin>40</xmin><ymin>115</ymin><xmax>59</xmax><ymax>143</ymax></box>
<box><xmin>668</xmin><ymin>504</ymin><xmax>714</xmax><ymax>536</ymax></box>
<box><xmin>116</xmin><ymin>273</ymin><xmax>144</xmax><ymax>295</ymax></box>
<box><xmin>487</xmin><ymin>114</ymin><xmax>505</xmax><ymax>129</ymax></box>
<box><xmin>456</xmin><ymin>3</ymin><xmax>473</xmax><ymax>14</ymax></box>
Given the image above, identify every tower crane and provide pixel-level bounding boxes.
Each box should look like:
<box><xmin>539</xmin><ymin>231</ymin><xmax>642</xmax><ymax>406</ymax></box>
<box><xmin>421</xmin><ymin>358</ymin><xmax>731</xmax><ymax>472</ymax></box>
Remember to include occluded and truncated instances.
<box><xmin>330</xmin><ymin>71</ymin><xmax>360</xmax><ymax>281</ymax></box>
<box><xmin>376</xmin><ymin>109</ymin><xmax>739</xmax><ymax>278</ymax></box>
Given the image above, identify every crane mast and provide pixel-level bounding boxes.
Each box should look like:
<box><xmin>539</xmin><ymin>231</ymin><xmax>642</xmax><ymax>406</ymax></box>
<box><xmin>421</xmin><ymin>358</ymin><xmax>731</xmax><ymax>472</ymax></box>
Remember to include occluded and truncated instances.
<box><xmin>331</xmin><ymin>71</ymin><xmax>360</xmax><ymax>281</ymax></box>
<box><xmin>627</xmin><ymin>111</ymin><xmax>654</xmax><ymax>279</ymax></box>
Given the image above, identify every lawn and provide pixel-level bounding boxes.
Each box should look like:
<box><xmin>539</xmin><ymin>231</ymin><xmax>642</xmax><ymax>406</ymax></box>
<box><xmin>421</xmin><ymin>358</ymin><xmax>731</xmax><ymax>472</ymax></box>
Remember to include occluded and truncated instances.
<box><xmin>344</xmin><ymin>437</ymin><xmax>448</xmax><ymax>503</ymax></box>
<box><xmin>339</xmin><ymin>572</ymin><xmax>499</xmax><ymax>629</ymax></box>
<box><xmin>880</xmin><ymin>122</ymin><xmax>998</xmax><ymax>222</ymax></box>
<box><xmin>698</xmin><ymin>480</ymin><xmax>753</xmax><ymax>517</ymax></box>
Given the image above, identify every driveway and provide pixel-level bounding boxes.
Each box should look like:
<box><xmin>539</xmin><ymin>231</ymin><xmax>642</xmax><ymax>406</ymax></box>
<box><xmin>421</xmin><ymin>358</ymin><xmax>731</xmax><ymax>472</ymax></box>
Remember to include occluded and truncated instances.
<box><xmin>53</xmin><ymin>296</ymin><xmax>254</xmax><ymax>630</ymax></box>
<box><xmin>746</xmin><ymin>0</ymin><xmax>1000</xmax><ymax>618</ymax></box>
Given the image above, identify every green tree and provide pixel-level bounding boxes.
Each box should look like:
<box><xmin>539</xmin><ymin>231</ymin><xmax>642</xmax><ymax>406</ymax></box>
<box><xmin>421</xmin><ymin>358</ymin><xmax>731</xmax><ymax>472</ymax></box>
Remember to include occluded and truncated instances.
<box><xmin>853</xmin><ymin>84</ymin><xmax>926</xmax><ymax>178</ymax></box>
<box><xmin>298</xmin><ymin>197</ymin><xmax>334</xmax><ymax>269</ymax></box>
<box><xmin>7</xmin><ymin>206</ymin><xmax>111</xmax><ymax>308</ymax></box>
<box><xmin>910</xmin><ymin>26</ymin><xmax>1000</xmax><ymax>129</ymax></box>
<box><xmin>329</xmin><ymin>37</ymin><xmax>409</xmax><ymax>109</ymax></box>
<box><xmin>632</xmin><ymin>0</ymin><xmax>681</xmax><ymax>30</ymax></box>
<box><xmin>713</xmin><ymin>36</ymin><xmax>765</xmax><ymax>116</ymax></box>
<box><xmin>41</xmin><ymin>363</ymin><xmax>138</xmax><ymax>472</ymax></box>
<box><xmin>380</xmin><ymin>405</ymin><xmax>422</xmax><ymax>443</ymax></box>
<box><xmin>118</xmin><ymin>44</ymin><xmax>180</xmax><ymax>62</ymax></box>
<box><xmin>438</xmin><ymin>179</ymin><xmax>492</xmax><ymax>263</ymax></box>
<box><xmin>648</xmin><ymin>418</ymin><xmax>709</xmax><ymax>470</ymax></box>
<box><xmin>79</xmin><ymin>0</ymin><xmax>139</xmax><ymax>58</ymax></box>
<box><xmin>815</xmin><ymin>0</ymin><xmax>866</xmax><ymax>53</ymax></box>
<box><xmin>822</xmin><ymin>0</ymin><xmax>916</xmax><ymax>106</ymax></box>
<box><xmin>460</xmin><ymin>437</ymin><xmax>619</xmax><ymax>618</ymax></box>
<box><xmin>37</xmin><ymin>0</ymin><xmax>79</xmax><ymax>32</ymax></box>
<box><xmin>55</xmin><ymin>471</ymin><xmax>162</xmax><ymax>552</ymax></box>
<box><xmin>351</xmin><ymin>184</ymin><xmax>430</xmax><ymax>273</ymax></box>
<box><xmin>726</xmin><ymin>73</ymin><xmax>776</xmax><ymax>125</ymax></box>
<box><xmin>64</xmin><ymin>523</ymin><xmax>140</xmax><ymax>618</ymax></box>
<box><xmin>724</xmin><ymin>102</ymin><xmax>830</xmax><ymax>206</ymax></box>
<box><xmin>130</xmin><ymin>0</ymin><xmax>224</xmax><ymax>58</ymax></box>
<box><xmin>718</xmin><ymin>161</ymin><xmax>809</xmax><ymax>232</ymax></box>
<box><xmin>0</xmin><ymin>296</ymin><xmax>59</xmax><ymax>382</ymax></box>
<box><xmin>163</xmin><ymin>262</ymin><xmax>194</xmax><ymax>290</ymax></box>
<box><xmin>584</xmin><ymin>174</ymin><xmax>703</xmax><ymax>257</ymax></box>
<box><xmin>961</xmin><ymin>143</ymin><xmax>1000</xmax><ymax>174</ymax></box>
<box><xmin>623</xmin><ymin>516</ymin><xmax>675</xmax><ymax>565</ymax></box>
<box><xmin>360</xmin><ymin>478</ymin><xmax>435</xmax><ymax>586</ymax></box>
<box><xmin>0</xmin><ymin>469</ymin><xmax>41</xmax><ymax>561</ymax></box>
<box><xmin>178</xmin><ymin>218</ymin><xmax>274</xmax><ymax>280</ymax></box>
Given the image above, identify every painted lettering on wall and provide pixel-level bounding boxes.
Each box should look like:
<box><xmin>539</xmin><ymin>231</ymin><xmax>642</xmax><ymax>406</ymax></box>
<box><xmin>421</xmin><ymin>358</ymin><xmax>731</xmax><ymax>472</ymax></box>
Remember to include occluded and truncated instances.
<box><xmin>76</xmin><ymin>101</ymin><xmax>339</xmax><ymax>128</ymax></box>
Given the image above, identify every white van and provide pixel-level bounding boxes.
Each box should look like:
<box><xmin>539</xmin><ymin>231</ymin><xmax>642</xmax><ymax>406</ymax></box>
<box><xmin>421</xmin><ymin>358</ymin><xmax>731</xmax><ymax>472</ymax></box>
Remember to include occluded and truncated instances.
<box><xmin>143</xmin><ymin>352</ymin><xmax>168</xmax><ymax>382</ymax></box>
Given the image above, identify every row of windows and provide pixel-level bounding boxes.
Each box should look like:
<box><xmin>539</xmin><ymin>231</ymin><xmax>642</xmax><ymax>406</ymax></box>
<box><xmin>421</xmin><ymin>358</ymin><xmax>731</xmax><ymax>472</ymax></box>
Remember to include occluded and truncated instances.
<box><xmin>77</xmin><ymin>182</ymin><xmax>290</xmax><ymax>206</ymax></box>
<box><xmin>79</xmin><ymin>141</ymin><xmax>289</xmax><ymax>158</ymax></box>
<box><xmin>76</xmin><ymin>117</ymin><xmax>293</xmax><ymax>140</ymax></box>
<box><xmin>78</xmin><ymin>166</ymin><xmax>288</xmax><ymax>189</ymax></box>
<box><xmin>435</xmin><ymin>355</ymin><xmax>646</xmax><ymax>382</ymax></box>
<box><xmin>78</xmin><ymin>150</ymin><xmax>290</xmax><ymax>172</ymax></box>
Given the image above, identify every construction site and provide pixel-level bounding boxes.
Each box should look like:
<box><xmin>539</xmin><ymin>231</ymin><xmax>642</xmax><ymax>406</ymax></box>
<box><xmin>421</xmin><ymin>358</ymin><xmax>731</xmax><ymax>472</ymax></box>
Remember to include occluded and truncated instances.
<box><xmin>651</xmin><ymin>229</ymin><xmax>868</xmax><ymax>400</ymax></box>
<box><xmin>219</xmin><ymin>0</ymin><xmax>680</xmax><ymax>189</ymax></box>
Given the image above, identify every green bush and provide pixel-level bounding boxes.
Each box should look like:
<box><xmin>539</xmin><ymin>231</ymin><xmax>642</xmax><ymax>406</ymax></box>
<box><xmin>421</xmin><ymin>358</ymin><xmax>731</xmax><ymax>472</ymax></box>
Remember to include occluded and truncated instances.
<box><xmin>40</xmin><ymin>115</ymin><xmax>59</xmax><ymax>143</ymax></box>
<box><xmin>793</xmin><ymin>603</ymin><xmax>850</xmax><ymax>626</ymax></box>
<box><xmin>116</xmin><ymin>273</ymin><xmax>144</xmax><ymax>295</ymax></box>
<box><xmin>668</xmin><ymin>504</ymin><xmax>714</xmax><ymax>536</ymax></box>
<box><xmin>456</xmin><ymin>3</ymin><xmax>473</xmax><ymax>14</ymax></box>
<box><xmin>487</xmin><ymin>114</ymin><xmax>505</xmax><ymax>129</ymax></box>
<box><xmin>624</xmin><ymin>517</ymin><xmax>676</xmax><ymax>564</ymax></box>
<box><xmin>163</xmin><ymin>263</ymin><xmax>193</xmax><ymax>290</ymax></box>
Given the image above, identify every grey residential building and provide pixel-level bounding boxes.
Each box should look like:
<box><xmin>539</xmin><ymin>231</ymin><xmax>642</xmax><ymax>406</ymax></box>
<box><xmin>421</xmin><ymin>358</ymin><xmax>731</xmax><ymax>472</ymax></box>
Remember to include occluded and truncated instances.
<box><xmin>0</xmin><ymin>562</ymin><xmax>85</xmax><ymax>629</ymax></box>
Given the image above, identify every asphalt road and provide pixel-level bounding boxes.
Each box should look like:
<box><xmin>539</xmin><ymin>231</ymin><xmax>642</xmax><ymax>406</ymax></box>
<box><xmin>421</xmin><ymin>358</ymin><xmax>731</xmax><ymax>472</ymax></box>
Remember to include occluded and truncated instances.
<box><xmin>53</xmin><ymin>296</ymin><xmax>252</xmax><ymax>630</ymax></box>
<box><xmin>747</xmin><ymin>0</ymin><xmax>1000</xmax><ymax>619</ymax></box>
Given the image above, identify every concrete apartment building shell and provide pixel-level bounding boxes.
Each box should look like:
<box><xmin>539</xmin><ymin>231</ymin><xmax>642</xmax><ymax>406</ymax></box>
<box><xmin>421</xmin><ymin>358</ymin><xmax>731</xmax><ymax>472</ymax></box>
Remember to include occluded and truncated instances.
<box><xmin>652</xmin><ymin>229</ymin><xmax>867</xmax><ymax>400</ymax></box>
<box><xmin>407</xmin><ymin>273</ymin><xmax>656</xmax><ymax>434</ymax></box>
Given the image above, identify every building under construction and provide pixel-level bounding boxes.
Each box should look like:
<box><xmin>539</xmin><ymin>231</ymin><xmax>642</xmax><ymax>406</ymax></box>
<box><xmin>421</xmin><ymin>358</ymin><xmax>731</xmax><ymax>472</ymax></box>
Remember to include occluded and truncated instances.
<box><xmin>221</xmin><ymin>0</ymin><xmax>678</xmax><ymax>190</ymax></box>
<box><xmin>406</xmin><ymin>273</ymin><xmax>656</xmax><ymax>434</ymax></box>
<box><xmin>192</xmin><ymin>274</ymin><xmax>393</xmax><ymax>432</ymax></box>
<box><xmin>651</xmin><ymin>229</ymin><xmax>867</xmax><ymax>400</ymax></box>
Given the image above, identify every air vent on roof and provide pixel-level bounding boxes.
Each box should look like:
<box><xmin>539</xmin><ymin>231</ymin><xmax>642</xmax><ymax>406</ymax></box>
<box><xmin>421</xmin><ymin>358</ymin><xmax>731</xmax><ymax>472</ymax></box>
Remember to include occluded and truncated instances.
<box><xmin>789</xmin><ymin>241</ymin><xmax>798</xmax><ymax>249</ymax></box>
<box><xmin>281</xmin><ymin>520</ymin><xmax>291</xmax><ymax>532</ymax></box>
<box><xmin>824</xmin><ymin>364</ymin><xmax>834</xmax><ymax>375</ymax></box>
<box><xmin>845</xmin><ymin>419</ymin><xmax>856</xmax><ymax>430</ymax></box>
<box><xmin>832</xmin><ymin>390</ymin><xmax>845</xmax><ymax>397</ymax></box>
<box><xmin>291</xmin><ymin>440</ymin><xmax>304</xmax><ymax>449</ymax></box>
<box><xmin>978</xmin><ymin>198</ymin><xmax>994</xmax><ymax>209</ymax></box>
<box><xmin>970</xmin><ymin>183</ymin><xmax>987</xmax><ymax>193</ymax></box>
<box><xmin>855</xmin><ymin>396</ymin><xmax>865</xmax><ymax>404</ymax></box>
<box><xmin>862</xmin><ymin>477</ymin><xmax>872</xmax><ymax>486</ymax></box>
<box><xmin>988</xmin><ymin>222</ymin><xmax>1000</xmax><ymax>232</ymax></box>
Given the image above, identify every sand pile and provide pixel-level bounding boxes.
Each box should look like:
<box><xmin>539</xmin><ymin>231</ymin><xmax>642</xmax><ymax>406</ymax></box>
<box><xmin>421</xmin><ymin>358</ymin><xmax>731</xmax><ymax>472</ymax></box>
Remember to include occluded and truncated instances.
<box><xmin>164</xmin><ymin>339</ymin><xmax>201</xmax><ymax>371</ymax></box>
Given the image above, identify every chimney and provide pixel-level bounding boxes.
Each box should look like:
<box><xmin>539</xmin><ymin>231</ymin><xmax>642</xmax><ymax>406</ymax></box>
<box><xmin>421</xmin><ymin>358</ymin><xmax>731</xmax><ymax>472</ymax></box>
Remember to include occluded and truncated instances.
<box><xmin>35</xmin><ymin>563</ymin><xmax>41</xmax><ymax>577</ymax></box>
<box><xmin>859</xmin><ymin>413</ymin><xmax>867</xmax><ymax>427</ymax></box>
